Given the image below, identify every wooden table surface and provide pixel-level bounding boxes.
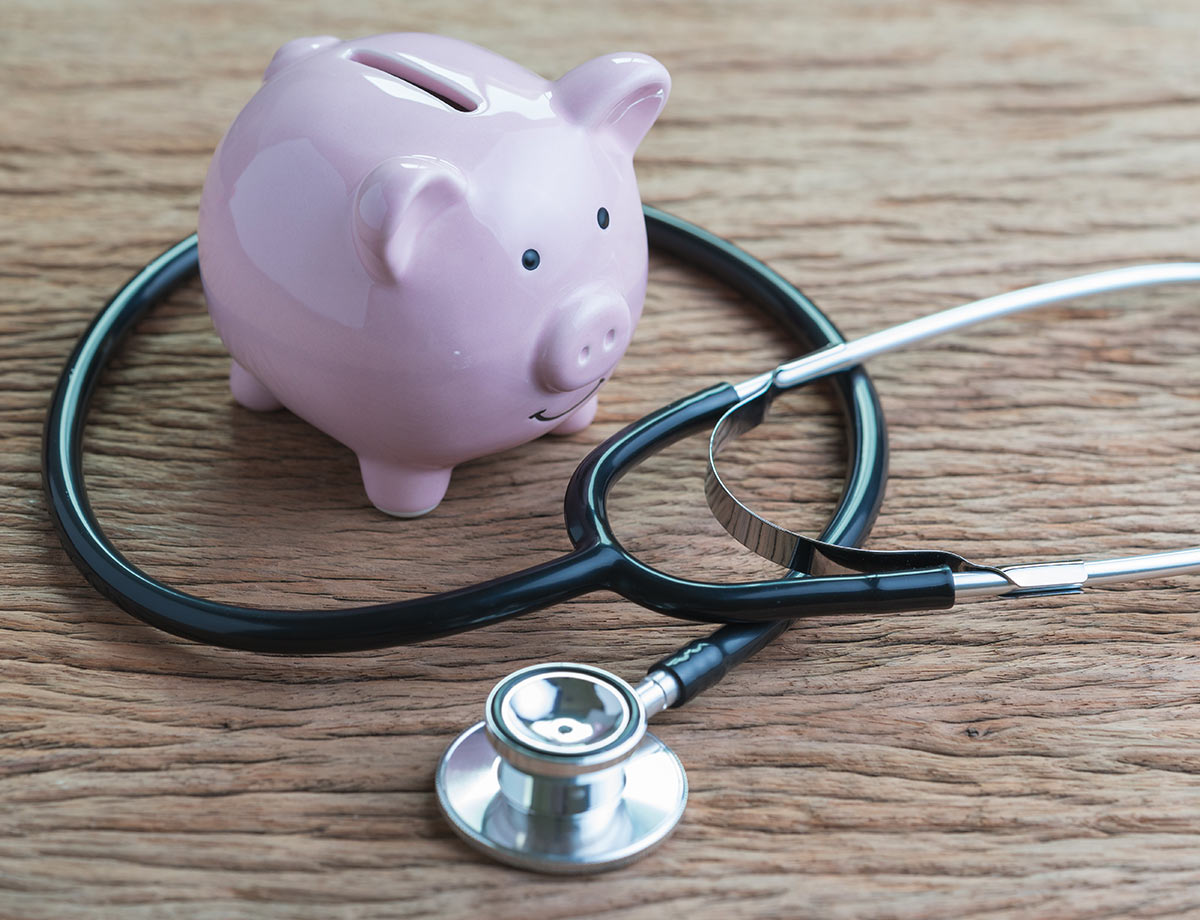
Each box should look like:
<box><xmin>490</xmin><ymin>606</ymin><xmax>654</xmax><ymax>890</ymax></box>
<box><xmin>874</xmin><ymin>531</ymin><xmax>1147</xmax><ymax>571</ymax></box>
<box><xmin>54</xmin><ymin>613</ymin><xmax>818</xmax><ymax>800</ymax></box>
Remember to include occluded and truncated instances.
<box><xmin>4</xmin><ymin>1</ymin><xmax>1200</xmax><ymax>917</ymax></box>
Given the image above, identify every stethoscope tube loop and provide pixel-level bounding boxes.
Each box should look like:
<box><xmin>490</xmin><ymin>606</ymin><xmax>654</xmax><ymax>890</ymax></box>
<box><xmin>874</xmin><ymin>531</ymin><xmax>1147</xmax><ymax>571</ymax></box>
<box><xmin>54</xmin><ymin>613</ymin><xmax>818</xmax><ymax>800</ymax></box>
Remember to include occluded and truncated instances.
<box><xmin>44</xmin><ymin>208</ymin><xmax>894</xmax><ymax>663</ymax></box>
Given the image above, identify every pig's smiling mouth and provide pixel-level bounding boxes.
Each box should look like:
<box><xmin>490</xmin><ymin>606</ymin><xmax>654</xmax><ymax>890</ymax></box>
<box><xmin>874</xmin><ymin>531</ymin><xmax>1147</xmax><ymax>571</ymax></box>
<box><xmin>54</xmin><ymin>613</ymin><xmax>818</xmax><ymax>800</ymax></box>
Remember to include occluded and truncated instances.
<box><xmin>530</xmin><ymin>379</ymin><xmax>605</xmax><ymax>422</ymax></box>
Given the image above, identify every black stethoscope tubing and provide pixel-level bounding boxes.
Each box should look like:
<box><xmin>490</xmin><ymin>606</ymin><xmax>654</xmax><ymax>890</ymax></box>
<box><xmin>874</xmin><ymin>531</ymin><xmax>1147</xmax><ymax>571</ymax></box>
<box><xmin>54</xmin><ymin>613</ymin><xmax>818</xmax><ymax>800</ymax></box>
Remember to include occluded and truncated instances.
<box><xmin>43</xmin><ymin>207</ymin><xmax>936</xmax><ymax>700</ymax></box>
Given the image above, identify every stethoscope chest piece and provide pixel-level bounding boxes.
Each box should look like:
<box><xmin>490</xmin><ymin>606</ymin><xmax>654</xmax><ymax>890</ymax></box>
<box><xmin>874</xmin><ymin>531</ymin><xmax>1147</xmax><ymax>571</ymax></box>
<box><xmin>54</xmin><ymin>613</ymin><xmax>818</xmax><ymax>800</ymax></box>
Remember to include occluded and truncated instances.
<box><xmin>436</xmin><ymin>663</ymin><xmax>687</xmax><ymax>873</ymax></box>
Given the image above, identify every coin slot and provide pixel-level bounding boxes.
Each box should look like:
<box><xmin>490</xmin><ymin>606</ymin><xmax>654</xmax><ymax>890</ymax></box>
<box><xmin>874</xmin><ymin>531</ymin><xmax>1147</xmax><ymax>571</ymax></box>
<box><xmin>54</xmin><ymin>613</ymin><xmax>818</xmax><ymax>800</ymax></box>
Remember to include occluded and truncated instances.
<box><xmin>347</xmin><ymin>48</ymin><xmax>479</xmax><ymax>112</ymax></box>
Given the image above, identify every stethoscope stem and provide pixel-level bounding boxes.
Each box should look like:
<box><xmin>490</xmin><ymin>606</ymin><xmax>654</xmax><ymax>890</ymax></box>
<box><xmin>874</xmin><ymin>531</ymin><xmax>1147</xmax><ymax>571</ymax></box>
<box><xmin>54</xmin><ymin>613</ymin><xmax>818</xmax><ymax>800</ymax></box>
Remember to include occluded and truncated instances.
<box><xmin>634</xmin><ymin>669</ymin><xmax>681</xmax><ymax>717</ymax></box>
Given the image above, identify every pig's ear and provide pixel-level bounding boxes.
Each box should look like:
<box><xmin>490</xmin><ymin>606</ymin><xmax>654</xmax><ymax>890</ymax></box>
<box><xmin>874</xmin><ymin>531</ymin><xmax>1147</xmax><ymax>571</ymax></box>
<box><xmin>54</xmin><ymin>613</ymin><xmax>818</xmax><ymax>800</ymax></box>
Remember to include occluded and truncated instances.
<box><xmin>353</xmin><ymin>156</ymin><xmax>468</xmax><ymax>283</ymax></box>
<box><xmin>554</xmin><ymin>53</ymin><xmax>670</xmax><ymax>155</ymax></box>
<box><xmin>263</xmin><ymin>36</ymin><xmax>340</xmax><ymax>81</ymax></box>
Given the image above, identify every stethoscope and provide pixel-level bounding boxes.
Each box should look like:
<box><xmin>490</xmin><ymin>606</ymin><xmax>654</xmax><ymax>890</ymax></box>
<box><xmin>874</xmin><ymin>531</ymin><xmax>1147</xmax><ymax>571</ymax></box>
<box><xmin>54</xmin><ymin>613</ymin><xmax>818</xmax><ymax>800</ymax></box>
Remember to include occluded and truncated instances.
<box><xmin>43</xmin><ymin>206</ymin><xmax>1200</xmax><ymax>873</ymax></box>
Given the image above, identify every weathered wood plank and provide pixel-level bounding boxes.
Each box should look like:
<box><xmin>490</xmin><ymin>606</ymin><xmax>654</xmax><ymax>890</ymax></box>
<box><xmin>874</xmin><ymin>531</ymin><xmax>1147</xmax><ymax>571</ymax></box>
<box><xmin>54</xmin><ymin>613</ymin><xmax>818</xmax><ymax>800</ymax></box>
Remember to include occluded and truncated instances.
<box><xmin>3</xmin><ymin>1</ymin><xmax>1200</xmax><ymax>917</ymax></box>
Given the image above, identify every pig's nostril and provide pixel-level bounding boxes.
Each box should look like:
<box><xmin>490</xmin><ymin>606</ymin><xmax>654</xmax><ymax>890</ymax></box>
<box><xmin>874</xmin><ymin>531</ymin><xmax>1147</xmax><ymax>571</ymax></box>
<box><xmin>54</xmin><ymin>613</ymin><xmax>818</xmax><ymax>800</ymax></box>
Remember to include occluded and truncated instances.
<box><xmin>539</xmin><ymin>297</ymin><xmax>631</xmax><ymax>392</ymax></box>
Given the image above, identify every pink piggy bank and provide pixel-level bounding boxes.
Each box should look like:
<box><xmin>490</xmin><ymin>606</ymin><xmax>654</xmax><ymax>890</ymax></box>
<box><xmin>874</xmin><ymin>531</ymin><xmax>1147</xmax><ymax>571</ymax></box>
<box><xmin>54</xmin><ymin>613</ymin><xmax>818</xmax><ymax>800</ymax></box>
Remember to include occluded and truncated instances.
<box><xmin>198</xmin><ymin>34</ymin><xmax>670</xmax><ymax>515</ymax></box>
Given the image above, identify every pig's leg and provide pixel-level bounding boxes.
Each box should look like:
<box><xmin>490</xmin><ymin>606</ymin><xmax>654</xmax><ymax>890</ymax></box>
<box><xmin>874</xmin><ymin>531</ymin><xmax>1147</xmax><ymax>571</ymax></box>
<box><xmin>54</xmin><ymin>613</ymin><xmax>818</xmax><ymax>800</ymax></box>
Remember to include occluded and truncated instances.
<box><xmin>230</xmin><ymin>361</ymin><xmax>283</xmax><ymax>412</ymax></box>
<box><xmin>358</xmin><ymin>456</ymin><xmax>452</xmax><ymax>517</ymax></box>
<box><xmin>550</xmin><ymin>393</ymin><xmax>598</xmax><ymax>436</ymax></box>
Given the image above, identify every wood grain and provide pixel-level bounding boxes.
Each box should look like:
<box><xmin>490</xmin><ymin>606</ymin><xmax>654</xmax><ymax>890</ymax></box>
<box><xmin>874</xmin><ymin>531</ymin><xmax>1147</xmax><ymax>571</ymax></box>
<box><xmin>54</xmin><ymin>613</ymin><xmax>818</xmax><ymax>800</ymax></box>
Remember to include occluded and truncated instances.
<box><xmin>3</xmin><ymin>1</ymin><xmax>1200</xmax><ymax>917</ymax></box>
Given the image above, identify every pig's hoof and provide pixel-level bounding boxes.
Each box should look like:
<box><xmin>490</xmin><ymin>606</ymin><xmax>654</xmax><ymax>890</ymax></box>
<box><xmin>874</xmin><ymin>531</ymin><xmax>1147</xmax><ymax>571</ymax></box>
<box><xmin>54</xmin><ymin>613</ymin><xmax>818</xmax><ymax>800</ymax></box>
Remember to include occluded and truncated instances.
<box><xmin>230</xmin><ymin>361</ymin><xmax>283</xmax><ymax>412</ymax></box>
<box><xmin>358</xmin><ymin>457</ymin><xmax>452</xmax><ymax>517</ymax></box>
<box><xmin>550</xmin><ymin>393</ymin><xmax>598</xmax><ymax>435</ymax></box>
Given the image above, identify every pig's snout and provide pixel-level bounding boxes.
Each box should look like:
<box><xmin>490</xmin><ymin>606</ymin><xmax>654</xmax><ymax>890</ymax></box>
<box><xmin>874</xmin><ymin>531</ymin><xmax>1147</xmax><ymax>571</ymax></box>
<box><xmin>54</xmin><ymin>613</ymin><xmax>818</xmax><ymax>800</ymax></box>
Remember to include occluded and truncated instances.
<box><xmin>536</xmin><ymin>290</ymin><xmax>632</xmax><ymax>393</ymax></box>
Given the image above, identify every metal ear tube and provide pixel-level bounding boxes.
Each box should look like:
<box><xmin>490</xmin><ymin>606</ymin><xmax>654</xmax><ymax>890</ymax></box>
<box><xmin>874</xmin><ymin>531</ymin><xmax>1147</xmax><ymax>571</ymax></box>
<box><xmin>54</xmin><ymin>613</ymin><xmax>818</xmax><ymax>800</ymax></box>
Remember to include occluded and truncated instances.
<box><xmin>436</xmin><ymin>663</ymin><xmax>687</xmax><ymax>873</ymax></box>
<box><xmin>709</xmin><ymin>262</ymin><xmax>1200</xmax><ymax>594</ymax></box>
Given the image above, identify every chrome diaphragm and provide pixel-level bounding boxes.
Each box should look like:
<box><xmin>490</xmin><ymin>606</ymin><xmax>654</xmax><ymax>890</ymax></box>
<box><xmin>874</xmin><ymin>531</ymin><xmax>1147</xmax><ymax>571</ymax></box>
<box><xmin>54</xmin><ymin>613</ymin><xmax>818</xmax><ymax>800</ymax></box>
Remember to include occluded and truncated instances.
<box><xmin>436</xmin><ymin>662</ymin><xmax>687</xmax><ymax>873</ymax></box>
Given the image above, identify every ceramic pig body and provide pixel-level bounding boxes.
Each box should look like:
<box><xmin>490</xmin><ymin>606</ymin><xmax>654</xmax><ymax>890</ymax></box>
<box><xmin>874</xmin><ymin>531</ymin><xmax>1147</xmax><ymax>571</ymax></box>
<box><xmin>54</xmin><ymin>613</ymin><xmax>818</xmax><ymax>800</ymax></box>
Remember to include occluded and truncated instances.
<box><xmin>198</xmin><ymin>34</ymin><xmax>669</xmax><ymax>515</ymax></box>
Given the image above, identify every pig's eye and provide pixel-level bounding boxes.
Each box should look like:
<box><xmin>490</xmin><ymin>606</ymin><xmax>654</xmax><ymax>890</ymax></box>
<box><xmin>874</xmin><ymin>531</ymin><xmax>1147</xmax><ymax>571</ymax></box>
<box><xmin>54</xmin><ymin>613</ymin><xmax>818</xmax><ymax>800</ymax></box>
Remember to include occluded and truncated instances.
<box><xmin>597</xmin><ymin>207</ymin><xmax>610</xmax><ymax>230</ymax></box>
<box><xmin>522</xmin><ymin>249</ymin><xmax>540</xmax><ymax>271</ymax></box>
